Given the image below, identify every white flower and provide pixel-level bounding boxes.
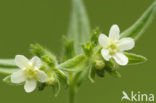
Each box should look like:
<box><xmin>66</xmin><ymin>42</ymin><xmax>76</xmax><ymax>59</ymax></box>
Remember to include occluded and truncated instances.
<box><xmin>11</xmin><ymin>55</ymin><xmax>48</xmax><ymax>93</ymax></box>
<box><xmin>98</xmin><ymin>24</ymin><xmax>135</xmax><ymax>65</ymax></box>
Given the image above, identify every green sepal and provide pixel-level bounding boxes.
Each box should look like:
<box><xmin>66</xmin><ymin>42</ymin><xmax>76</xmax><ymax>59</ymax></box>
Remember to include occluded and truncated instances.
<box><xmin>41</xmin><ymin>56</ymin><xmax>56</xmax><ymax>68</ymax></box>
<box><xmin>90</xmin><ymin>28</ymin><xmax>100</xmax><ymax>46</ymax></box>
<box><xmin>124</xmin><ymin>53</ymin><xmax>147</xmax><ymax>65</ymax></box>
<box><xmin>107</xmin><ymin>70</ymin><xmax>122</xmax><ymax>78</ymax></box>
<box><xmin>55</xmin><ymin>69</ymin><xmax>67</xmax><ymax>85</ymax></box>
<box><xmin>82</xmin><ymin>42</ymin><xmax>94</xmax><ymax>57</ymax></box>
<box><xmin>30</xmin><ymin>43</ymin><xmax>57</xmax><ymax>67</ymax></box>
<box><xmin>105</xmin><ymin>58</ymin><xmax>119</xmax><ymax>71</ymax></box>
<box><xmin>59</xmin><ymin>54</ymin><xmax>88</xmax><ymax>72</ymax></box>
<box><xmin>3</xmin><ymin>75</ymin><xmax>12</xmax><ymax>84</ymax></box>
<box><xmin>3</xmin><ymin>75</ymin><xmax>21</xmax><ymax>85</ymax></box>
<box><xmin>96</xmin><ymin>68</ymin><xmax>105</xmax><ymax>78</ymax></box>
<box><xmin>38</xmin><ymin>83</ymin><xmax>46</xmax><ymax>91</ymax></box>
<box><xmin>62</xmin><ymin>36</ymin><xmax>76</xmax><ymax>61</ymax></box>
<box><xmin>52</xmin><ymin>80</ymin><xmax>61</xmax><ymax>97</ymax></box>
<box><xmin>88</xmin><ymin>64</ymin><xmax>96</xmax><ymax>83</ymax></box>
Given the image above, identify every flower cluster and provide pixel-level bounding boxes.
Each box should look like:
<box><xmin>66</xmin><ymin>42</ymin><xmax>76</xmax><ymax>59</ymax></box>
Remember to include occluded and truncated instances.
<box><xmin>9</xmin><ymin>25</ymin><xmax>145</xmax><ymax>94</ymax></box>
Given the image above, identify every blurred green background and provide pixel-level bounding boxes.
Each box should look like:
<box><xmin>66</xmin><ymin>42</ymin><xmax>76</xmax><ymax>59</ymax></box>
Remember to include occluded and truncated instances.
<box><xmin>0</xmin><ymin>0</ymin><xmax>155</xmax><ymax>103</ymax></box>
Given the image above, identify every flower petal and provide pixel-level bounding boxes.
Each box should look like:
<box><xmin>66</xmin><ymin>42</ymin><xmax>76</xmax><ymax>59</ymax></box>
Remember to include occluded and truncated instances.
<box><xmin>11</xmin><ymin>70</ymin><xmax>26</xmax><ymax>83</ymax></box>
<box><xmin>36</xmin><ymin>70</ymin><xmax>47</xmax><ymax>83</ymax></box>
<box><xmin>24</xmin><ymin>79</ymin><xmax>37</xmax><ymax>93</ymax></box>
<box><xmin>113</xmin><ymin>53</ymin><xmax>128</xmax><ymax>65</ymax></box>
<box><xmin>109</xmin><ymin>24</ymin><xmax>120</xmax><ymax>40</ymax></box>
<box><xmin>101</xmin><ymin>48</ymin><xmax>111</xmax><ymax>61</ymax></box>
<box><xmin>118</xmin><ymin>38</ymin><xmax>135</xmax><ymax>51</ymax></box>
<box><xmin>15</xmin><ymin>55</ymin><xmax>30</xmax><ymax>69</ymax></box>
<box><xmin>30</xmin><ymin>56</ymin><xmax>42</xmax><ymax>69</ymax></box>
<box><xmin>98</xmin><ymin>34</ymin><xmax>109</xmax><ymax>47</ymax></box>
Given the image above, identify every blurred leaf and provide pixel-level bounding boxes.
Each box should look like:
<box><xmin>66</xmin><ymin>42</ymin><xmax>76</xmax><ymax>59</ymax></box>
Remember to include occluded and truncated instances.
<box><xmin>68</xmin><ymin>0</ymin><xmax>90</xmax><ymax>54</ymax></box>
<box><xmin>124</xmin><ymin>53</ymin><xmax>147</xmax><ymax>65</ymax></box>
<box><xmin>0</xmin><ymin>59</ymin><xmax>16</xmax><ymax>67</ymax></box>
<box><xmin>0</xmin><ymin>67</ymin><xmax>19</xmax><ymax>75</ymax></box>
<box><xmin>121</xmin><ymin>1</ymin><xmax>156</xmax><ymax>40</ymax></box>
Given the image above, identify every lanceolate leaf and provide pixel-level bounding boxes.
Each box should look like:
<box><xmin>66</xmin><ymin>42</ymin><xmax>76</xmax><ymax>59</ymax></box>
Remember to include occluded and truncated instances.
<box><xmin>124</xmin><ymin>53</ymin><xmax>147</xmax><ymax>65</ymax></box>
<box><xmin>121</xmin><ymin>1</ymin><xmax>156</xmax><ymax>40</ymax></box>
<box><xmin>0</xmin><ymin>59</ymin><xmax>19</xmax><ymax>74</ymax></box>
<box><xmin>59</xmin><ymin>54</ymin><xmax>88</xmax><ymax>72</ymax></box>
<box><xmin>68</xmin><ymin>0</ymin><xmax>90</xmax><ymax>54</ymax></box>
<box><xmin>0</xmin><ymin>67</ymin><xmax>19</xmax><ymax>74</ymax></box>
<box><xmin>0</xmin><ymin>59</ymin><xmax>16</xmax><ymax>67</ymax></box>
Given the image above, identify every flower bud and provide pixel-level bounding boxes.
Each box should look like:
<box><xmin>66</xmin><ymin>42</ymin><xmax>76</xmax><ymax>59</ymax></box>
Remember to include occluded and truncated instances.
<box><xmin>95</xmin><ymin>60</ymin><xmax>105</xmax><ymax>70</ymax></box>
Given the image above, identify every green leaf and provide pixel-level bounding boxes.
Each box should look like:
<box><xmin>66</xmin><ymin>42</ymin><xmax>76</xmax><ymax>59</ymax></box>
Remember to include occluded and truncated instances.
<box><xmin>59</xmin><ymin>54</ymin><xmax>88</xmax><ymax>72</ymax></box>
<box><xmin>0</xmin><ymin>59</ymin><xmax>16</xmax><ymax>67</ymax></box>
<box><xmin>68</xmin><ymin>0</ymin><xmax>90</xmax><ymax>54</ymax></box>
<box><xmin>124</xmin><ymin>53</ymin><xmax>147</xmax><ymax>65</ymax></box>
<box><xmin>121</xmin><ymin>1</ymin><xmax>156</xmax><ymax>40</ymax></box>
<box><xmin>0</xmin><ymin>67</ymin><xmax>19</xmax><ymax>74</ymax></box>
<box><xmin>0</xmin><ymin>59</ymin><xmax>19</xmax><ymax>75</ymax></box>
<box><xmin>74</xmin><ymin>66</ymin><xmax>89</xmax><ymax>87</ymax></box>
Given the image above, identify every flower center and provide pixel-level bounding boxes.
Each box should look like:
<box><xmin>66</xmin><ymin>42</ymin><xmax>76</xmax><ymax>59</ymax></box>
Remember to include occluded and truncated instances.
<box><xmin>24</xmin><ymin>65</ymin><xmax>38</xmax><ymax>79</ymax></box>
<box><xmin>106</xmin><ymin>41</ymin><xmax>119</xmax><ymax>55</ymax></box>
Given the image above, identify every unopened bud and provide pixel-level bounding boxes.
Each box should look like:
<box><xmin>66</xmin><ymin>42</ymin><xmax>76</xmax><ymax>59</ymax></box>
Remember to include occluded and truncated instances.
<box><xmin>95</xmin><ymin>60</ymin><xmax>105</xmax><ymax>70</ymax></box>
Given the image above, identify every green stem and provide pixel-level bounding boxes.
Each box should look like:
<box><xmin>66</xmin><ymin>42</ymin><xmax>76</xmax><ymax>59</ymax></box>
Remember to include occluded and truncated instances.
<box><xmin>69</xmin><ymin>73</ymin><xmax>76</xmax><ymax>103</ymax></box>
<box><xmin>69</xmin><ymin>87</ymin><xmax>75</xmax><ymax>103</ymax></box>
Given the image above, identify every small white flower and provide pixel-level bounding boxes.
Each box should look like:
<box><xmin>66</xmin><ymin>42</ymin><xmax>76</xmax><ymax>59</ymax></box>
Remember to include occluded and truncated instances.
<box><xmin>11</xmin><ymin>55</ymin><xmax>48</xmax><ymax>93</ymax></box>
<box><xmin>98</xmin><ymin>24</ymin><xmax>135</xmax><ymax>65</ymax></box>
